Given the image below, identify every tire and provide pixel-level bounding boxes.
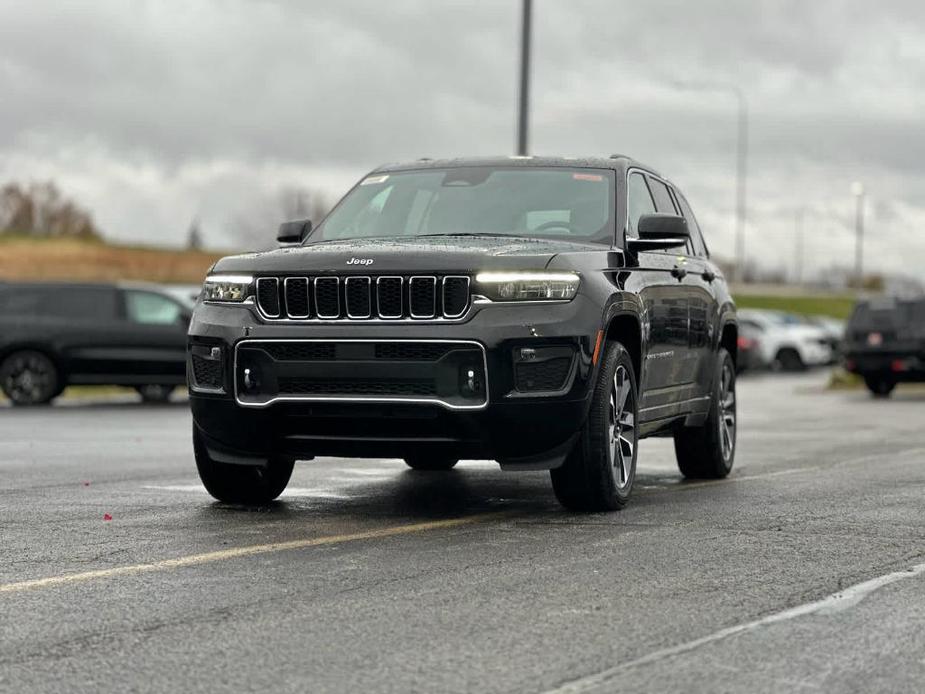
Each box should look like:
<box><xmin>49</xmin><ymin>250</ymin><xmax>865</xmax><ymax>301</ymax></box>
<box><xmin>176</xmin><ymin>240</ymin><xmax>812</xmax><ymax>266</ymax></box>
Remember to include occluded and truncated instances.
<box><xmin>674</xmin><ymin>348</ymin><xmax>736</xmax><ymax>479</ymax></box>
<box><xmin>774</xmin><ymin>348</ymin><xmax>804</xmax><ymax>372</ymax></box>
<box><xmin>193</xmin><ymin>425</ymin><xmax>294</xmax><ymax>504</ymax></box>
<box><xmin>0</xmin><ymin>350</ymin><xmax>60</xmax><ymax>406</ymax></box>
<box><xmin>404</xmin><ymin>457</ymin><xmax>458</xmax><ymax>471</ymax></box>
<box><xmin>136</xmin><ymin>384</ymin><xmax>174</xmax><ymax>403</ymax></box>
<box><xmin>864</xmin><ymin>376</ymin><xmax>895</xmax><ymax>398</ymax></box>
<box><xmin>550</xmin><ymin>341</ymin><xmax>638</xmax><ymax>511</ymax></box>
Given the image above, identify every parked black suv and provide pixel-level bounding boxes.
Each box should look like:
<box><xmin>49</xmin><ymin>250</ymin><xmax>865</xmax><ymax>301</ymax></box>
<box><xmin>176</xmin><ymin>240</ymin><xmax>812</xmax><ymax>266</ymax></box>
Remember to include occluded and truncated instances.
<box><xmin>0</xmin><ymin>282</ymin><xmax>191</xmax><ymax>405</ymax></box>
<box><xmin>189</xmin><ymin>156</ymin><xmax>738</xmax><ymax>510</ymax></box>
<box><xmin>844</xmin><ymin>296</ymin><xmax>925</xmax><ymax>397</ymax></box>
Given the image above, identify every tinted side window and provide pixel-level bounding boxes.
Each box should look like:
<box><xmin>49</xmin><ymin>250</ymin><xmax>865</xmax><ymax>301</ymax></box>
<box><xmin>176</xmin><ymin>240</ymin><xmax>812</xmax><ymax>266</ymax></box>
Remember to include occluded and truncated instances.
<box><xmin>675</xmin><ymin>191</ymin><xmax>708</xmax><ymax>258</ymax></box>
<box><xmin>648</xmin><ymin>178</ymin><xmax>677</xmax><ymax>214</ymax></box>
<box><xmin>47</xmin><ymin>287</ymin><xmax>118</xmax><ymax>319</ymax></box>
<box><xmin>626</xmin><ymin>173</ymin><xmax>656</xmax><ymax>236</ymax></box>
<box><xmin>0</xmin><ymin>288</ymin><xmax>47</xmax><ymax>315</ymax></box>
<box><xmin>125</xmin><ymin>291</ymin><xmax>184</xmax><ymax>325</ymax></box>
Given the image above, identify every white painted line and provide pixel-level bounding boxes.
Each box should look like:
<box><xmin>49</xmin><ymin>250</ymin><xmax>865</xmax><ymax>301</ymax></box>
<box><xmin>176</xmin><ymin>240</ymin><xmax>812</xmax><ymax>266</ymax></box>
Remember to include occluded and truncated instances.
<box><xmin>543</xmin><ymin>561</ymin><xmax>925</xmax><ymax>693</ymax></box>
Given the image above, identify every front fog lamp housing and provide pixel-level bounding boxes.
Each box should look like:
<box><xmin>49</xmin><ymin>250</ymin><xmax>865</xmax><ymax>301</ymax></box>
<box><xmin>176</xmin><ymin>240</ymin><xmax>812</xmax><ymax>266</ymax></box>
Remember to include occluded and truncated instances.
<box><xmin>202</xmin><ymin>274</ymin><xmax>254</xmax><ymax>303</ymax></box>
<box><xmin>475</xmin><ymin>272</ymin><xmax>580</xmax><ymax>302</ymax></box>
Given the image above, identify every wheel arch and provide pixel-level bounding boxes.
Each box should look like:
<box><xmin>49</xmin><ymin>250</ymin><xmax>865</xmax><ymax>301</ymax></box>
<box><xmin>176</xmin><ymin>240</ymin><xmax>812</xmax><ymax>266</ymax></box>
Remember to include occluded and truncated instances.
<box><xmin>604</xmin><ymin>312</ymin><xmax>642</xmax><ymax>382</ymax></box>
<box><xmin>719</xmin><ymin>320</ymin><xmax>738</xmax><ymax>369</ymax></box>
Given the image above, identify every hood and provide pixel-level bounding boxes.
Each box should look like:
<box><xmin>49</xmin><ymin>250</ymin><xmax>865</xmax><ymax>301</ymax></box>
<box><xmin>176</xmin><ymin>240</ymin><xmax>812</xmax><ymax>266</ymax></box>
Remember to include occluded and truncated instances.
<box><xmin>212</xmin><ymin>236</ymin><xmax>605</xmax><ymax>275</ymax></box>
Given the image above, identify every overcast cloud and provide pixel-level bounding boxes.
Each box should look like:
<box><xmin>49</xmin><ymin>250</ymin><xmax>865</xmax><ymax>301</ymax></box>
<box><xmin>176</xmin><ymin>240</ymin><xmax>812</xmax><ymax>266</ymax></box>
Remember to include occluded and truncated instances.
<box><xmin>1</xmin><ymin>0</ymin><xmax>924</xmax><ymax>278</ymax></box>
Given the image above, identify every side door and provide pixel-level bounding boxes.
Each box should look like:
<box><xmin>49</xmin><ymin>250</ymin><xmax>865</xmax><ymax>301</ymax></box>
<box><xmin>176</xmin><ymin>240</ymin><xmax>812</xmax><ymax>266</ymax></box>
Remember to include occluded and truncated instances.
<box><xmin>116</xmin><ymin>289</ymin><xmax>190</xmax><ymax>382</ymax></box>
<box><xmin>646</xmin><ymin>175</ymin><xmax>700</xmax><ymax>401</ymax></box>
<box><xmin>623</xmin><ymin>171</ymin><xmax>692</xmax><ymax>422</ymax></box>
<box><xmin>42</xmin><ymin>285</ymin><xmax>125</xmax><ymax>380</ymax></box>
<box><xmin>673</xmin><ymin>188</ymin><xmax>721</xmax><ymax>400</ymax></box>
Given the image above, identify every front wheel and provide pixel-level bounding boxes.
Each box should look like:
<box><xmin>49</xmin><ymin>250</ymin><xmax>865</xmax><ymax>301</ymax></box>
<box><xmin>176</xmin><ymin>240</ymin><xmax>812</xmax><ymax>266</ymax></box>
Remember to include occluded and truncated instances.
<box><xmin>0</xmin><ymin>350</ymin><xmax>60</xmax><ymax>406</ymax></box>
<box><xmin>674</xmin><ymin>348</ymin><xmax>736</xmax><ymax>479</ymax></box>
<box><xmin>773</xmin><ymin>348</ymin><xmax>804</xmax><ymax>372</ymax></box>
<box><xmin>550</xmin><ymin>341</ymin><xmax>638</xmax><ymax>511</ymax></box>
<box><xmin>193</xmin><ymin>425</ymin><xmax>294</xmax><ymax>504</ymax></box>
<box><xmin>404</xmin><ymin>457</ymin><xmax>458</xmax><ymax>471</ymax></box>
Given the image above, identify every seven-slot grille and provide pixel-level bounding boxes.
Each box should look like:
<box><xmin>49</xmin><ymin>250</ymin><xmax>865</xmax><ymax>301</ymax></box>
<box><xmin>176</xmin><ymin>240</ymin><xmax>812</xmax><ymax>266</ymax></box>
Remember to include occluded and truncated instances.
<box><xmin>254</xmin><ymin>275</ymin><xmax>471</xmax><ymax>320</ymax></box>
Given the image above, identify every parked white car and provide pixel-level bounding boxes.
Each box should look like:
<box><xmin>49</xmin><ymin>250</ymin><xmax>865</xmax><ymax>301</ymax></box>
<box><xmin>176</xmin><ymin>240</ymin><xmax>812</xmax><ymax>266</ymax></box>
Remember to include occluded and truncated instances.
<box><xmin>737</xmin><ymin>309</ymin><xmax>833</xmax><ymax>371</ymax></box>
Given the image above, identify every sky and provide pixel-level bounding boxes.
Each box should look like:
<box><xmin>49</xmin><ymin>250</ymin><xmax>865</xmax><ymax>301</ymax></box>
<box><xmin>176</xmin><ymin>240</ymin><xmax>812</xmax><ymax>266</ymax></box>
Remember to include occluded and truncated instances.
<box><xmin>1</xmin><ymin>0</ymin><xmax>924</xmax><ymax>279</ymax></box>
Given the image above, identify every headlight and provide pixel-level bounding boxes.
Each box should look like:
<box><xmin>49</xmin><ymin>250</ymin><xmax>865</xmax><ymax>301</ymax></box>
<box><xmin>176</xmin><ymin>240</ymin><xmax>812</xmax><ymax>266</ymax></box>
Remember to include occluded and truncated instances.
<box><xmin>202</xmin><ymin>274</ymin><xmax>254</xmax><ymax>303</ymax></box>
<box><xmin>475</xmin><ymin>271</ymin><xmax>580</xmax><ymax>301</ymax></box>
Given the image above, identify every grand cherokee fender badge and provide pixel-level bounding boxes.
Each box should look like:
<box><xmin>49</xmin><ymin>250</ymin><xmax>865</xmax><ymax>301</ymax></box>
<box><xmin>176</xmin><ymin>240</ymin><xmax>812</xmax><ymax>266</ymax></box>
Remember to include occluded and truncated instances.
<box><xmin>346</xmin><ymin>257</ymin><xmax>374</xmax><ymax>265</ymax></box>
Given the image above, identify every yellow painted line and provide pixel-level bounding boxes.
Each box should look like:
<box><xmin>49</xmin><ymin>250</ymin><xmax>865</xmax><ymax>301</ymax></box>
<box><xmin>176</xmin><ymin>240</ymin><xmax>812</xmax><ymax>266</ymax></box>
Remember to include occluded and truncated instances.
<box><xmin>0</xmin><ymin>514</ymin><xmax>500</xmax><ymax>596</ymax></box>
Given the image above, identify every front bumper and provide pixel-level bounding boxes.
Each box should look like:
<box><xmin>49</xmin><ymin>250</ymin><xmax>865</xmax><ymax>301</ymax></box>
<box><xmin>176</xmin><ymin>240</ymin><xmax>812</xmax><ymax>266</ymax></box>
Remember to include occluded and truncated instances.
<box><xmin>188</xmin><ymin>297</ymin><xmax>602</xmax><ymax>466</ymax></box>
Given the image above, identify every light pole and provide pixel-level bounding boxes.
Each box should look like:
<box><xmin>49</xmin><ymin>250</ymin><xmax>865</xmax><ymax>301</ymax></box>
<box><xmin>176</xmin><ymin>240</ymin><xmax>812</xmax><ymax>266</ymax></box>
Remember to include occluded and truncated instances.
<box><xmin>794</xmin><ymin>208</ymin><xmax>804</xmax><ymax>285</ymax></box>
<box><xmin>516</xmin><ymin>0</ymin><xmax>533</xmax><ymax>156</ymax></box>
<box><xmin>851</xmin><ymin>182</ymin><xmax>865</xmax><ymax>287</ymax></box>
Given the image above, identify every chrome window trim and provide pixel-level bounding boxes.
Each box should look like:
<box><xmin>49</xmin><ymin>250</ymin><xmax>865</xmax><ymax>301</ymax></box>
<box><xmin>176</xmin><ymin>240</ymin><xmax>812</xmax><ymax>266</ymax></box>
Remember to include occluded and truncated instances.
<box><xmin>441</xmin><ymin>275</ymin><xmax>471</xmax><ymax>319</ymax></box>
<box><xmin>255</xmin><ymin>277</ymin><xmax>281</xmax><ymax>318</ymax></box>
<box><xmin>625</xmin><ymin>166</ymin><xmax>692</xmax><ymax>257</ymax></box>
<box><xmin>233</xmin><ymin>338</ymin><xmax>489</xmax><ymax>411</ymax></box>
<box><xmin>375</xmin><ymin>275</ymin><xmax>404</xmax><ymax>319</ymax></box>
<box><xmin>282</xmin><ymin>276</ymin><xmax>310</xmax><ymax>319</ymax></box>
<box><xmin>408</xmin><ymin>275</ymin><xmax>437</xmax><ymax>319</ymax></box>
<box><xmin>344</xmin><ymin>276</ymin><xmax>373</xmax><ymax>319</ymax></box>
<box><xmin>313</xmin><ymin>276</ymin><xmax>341</xmax><ymax>319</ymax></box>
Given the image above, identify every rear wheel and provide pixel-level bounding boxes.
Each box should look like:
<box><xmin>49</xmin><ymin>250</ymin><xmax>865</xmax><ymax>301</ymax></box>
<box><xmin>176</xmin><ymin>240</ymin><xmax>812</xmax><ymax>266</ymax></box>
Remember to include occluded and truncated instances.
<box><xmin>193</xmin><ymin>425</ymin><xmax>294</xmax><ymax>504</ymax></box>
<box><xmin>136</xmin><ymin>384</ymin><xmax>174</xmax><ymax>403</ymax></box>
<box><xmin>774</xmin><ymin>348</ymin><xmax>804</xmax><ymax>372</ymax></box>
<box><xmin>674</xmin><ymin>348</ymin><xmax>736</xmax><ymax>479</ymax></box>
<box><xmin>0</xmin><ymin>350</ymin><xmax>60</xmax><ymax>406</ymax></box>
<box><xmin>550</xmin><ymin>341</ymin><xmax>638</xmax><ymax>512</ymax></box>
<box><xmin>404</xmin><ymin>457</ymin><xmax>458</xmax><ymax>471</ymax></box>
<box><xmin>864</xmin><ymin>376</ymin><xmax>895</xmax><ymax>398</ymax></box>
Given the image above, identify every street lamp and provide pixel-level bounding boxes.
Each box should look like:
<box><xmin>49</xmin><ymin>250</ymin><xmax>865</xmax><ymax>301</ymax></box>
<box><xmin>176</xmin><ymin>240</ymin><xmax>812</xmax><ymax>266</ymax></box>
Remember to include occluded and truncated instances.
<box><xmin>851</xmin><ymin>182</ymin><xmax>865</xmax><ymax>287</ymax></box>
<box><xmin>516</xmin><ymin>0</ymin><xmax>533</xmax><ymax>156</ymax></box>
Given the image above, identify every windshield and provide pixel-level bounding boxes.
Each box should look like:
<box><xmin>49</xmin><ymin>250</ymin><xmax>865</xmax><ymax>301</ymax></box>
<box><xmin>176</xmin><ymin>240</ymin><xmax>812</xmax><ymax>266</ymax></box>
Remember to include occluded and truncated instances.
<box><xmin>312</xmin><ymin>166</ymin><xmax>615</xmax><ymax>244</ymax></box>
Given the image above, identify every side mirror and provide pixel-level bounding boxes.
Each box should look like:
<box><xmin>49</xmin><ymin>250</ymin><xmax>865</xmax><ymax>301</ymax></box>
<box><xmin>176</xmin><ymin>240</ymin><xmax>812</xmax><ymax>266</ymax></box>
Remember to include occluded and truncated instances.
<box><xmin>277</xmin><ymin>219</ymin><xmax>312</xmax><ymax>246</ymax></box>
<box><xmin>627</xmin><ymin>214</ymin><xmax>689</xmax><ymax>252</ymax></box>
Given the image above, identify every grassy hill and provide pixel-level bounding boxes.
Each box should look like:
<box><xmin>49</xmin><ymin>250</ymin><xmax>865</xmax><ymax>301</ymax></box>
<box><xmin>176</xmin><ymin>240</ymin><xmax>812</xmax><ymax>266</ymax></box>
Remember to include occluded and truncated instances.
<box><xmin>0</xmin><ymin>236</ymin><xmax>225</xmax><ymax>284</ymax></box>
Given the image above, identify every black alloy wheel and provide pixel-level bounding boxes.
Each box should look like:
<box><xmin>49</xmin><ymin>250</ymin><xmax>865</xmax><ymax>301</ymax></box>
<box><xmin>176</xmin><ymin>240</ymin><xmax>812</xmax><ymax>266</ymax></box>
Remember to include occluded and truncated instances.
<box><xmin>674</xmin><ymin>347</ymin><xmax>736</xmax><ymax>479</ymax></box>
<box><xmin>550</xmin><ymin>341</ymin><xmax>639</xmax><ymax>512</ymax></box>
<box><xmin>0</xmin><ymin>350</ymin><xmax>60</xmax><ymax>406</ymax></box>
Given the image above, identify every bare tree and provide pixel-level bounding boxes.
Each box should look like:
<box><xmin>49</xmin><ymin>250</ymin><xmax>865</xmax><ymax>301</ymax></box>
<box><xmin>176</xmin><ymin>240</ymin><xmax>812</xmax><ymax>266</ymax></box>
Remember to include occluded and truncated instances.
<box><xmin>186</xmin><ymin>216</ymin><xmax>203</xmax><ymax>250</ymax></box>
<box><xmin>0</xmin><ymin>181</ymin><xmax>100</xmax><ymax>239</ymax></box>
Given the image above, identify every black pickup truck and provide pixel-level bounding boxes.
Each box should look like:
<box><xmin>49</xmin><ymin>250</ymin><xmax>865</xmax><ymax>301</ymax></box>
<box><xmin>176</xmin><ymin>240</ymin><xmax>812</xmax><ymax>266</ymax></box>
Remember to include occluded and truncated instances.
<box><xmin>844</xmin><ymin>296</ymin><xmax>925</xmax><ymax>397</ymax></box>
<box><xmin>188</xmin><ymin>156</ymin><xmax>738</xmax><ymax>511</ymax></box>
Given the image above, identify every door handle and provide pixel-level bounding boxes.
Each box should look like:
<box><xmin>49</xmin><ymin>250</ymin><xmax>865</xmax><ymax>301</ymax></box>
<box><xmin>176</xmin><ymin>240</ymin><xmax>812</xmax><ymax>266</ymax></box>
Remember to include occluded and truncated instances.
<box><xmin>670</xmin><ymin>266</ymin><xmax>687</xmax><ymax>280</ymax></box>
<box><xmin>701</xmin><ymin>269</ymin><xmax>716</xmax><ymax>282</ymax></box>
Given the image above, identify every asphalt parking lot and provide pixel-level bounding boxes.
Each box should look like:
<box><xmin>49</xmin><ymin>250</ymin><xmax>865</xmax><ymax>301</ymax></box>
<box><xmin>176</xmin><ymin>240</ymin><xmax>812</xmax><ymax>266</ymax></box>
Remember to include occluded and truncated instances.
<box><xmin>2</xmin><ymin>371</ymin><xmax>924</xmax><ymax>693</ymax></box>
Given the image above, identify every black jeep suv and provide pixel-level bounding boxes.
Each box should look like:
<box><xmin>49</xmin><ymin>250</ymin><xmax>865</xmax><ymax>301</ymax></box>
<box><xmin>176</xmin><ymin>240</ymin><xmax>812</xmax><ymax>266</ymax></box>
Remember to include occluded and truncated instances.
<box><xmin>844</xmin><ymin>296</ymin><xmax>925</xmax><ymax>397</ymax></box>
<box><xmin>188</xmin><ymin>156</ymin><xmax>738</xmax><ymax>511</ymax></box>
